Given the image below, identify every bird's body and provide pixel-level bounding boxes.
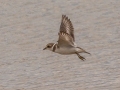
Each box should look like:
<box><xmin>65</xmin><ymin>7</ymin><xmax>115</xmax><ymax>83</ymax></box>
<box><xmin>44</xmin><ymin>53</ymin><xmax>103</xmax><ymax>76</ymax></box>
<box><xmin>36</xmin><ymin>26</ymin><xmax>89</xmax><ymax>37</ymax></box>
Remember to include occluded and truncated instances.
<box><xmin>55</xmin><ymin>44</ymin><xmax>76</xmax><ymax>54</ymax></box>
<box><xmin>43</xmin><ymin>15</ymin><xmax>90</xmax><ymax>60</ymax></box>
<box><xmin>48</xmin><ymin>43</ymin><xmax>84</xmax><ymax>55</ymax></box>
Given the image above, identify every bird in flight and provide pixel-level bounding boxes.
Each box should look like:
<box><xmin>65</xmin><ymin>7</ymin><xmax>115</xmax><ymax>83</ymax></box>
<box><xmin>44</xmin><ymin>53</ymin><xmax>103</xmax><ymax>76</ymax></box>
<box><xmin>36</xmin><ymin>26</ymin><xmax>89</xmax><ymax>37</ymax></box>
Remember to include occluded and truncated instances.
<box><xmin>43</xmin><ymin>15</ymin><xmax>90</xmax><ymax>60</ymax></box>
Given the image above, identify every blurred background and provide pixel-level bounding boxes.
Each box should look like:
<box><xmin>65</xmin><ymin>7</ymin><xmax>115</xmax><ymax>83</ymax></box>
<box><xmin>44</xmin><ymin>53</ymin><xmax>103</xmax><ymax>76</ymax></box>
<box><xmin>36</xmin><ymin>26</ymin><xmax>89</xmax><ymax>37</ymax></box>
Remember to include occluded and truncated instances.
<box><xmin>0</xmin><ymin>0</ymin><xmax>120</xmax><ymax>90</ymax></box>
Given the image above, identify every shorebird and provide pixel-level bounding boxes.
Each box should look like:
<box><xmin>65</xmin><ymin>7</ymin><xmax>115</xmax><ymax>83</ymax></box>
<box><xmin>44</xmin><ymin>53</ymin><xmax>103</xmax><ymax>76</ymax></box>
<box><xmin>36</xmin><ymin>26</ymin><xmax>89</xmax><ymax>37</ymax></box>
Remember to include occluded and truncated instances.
<box><xmin>43</xmin><ymin>15</ymin><xmax>90</xmax><ymax>60</ymax></box>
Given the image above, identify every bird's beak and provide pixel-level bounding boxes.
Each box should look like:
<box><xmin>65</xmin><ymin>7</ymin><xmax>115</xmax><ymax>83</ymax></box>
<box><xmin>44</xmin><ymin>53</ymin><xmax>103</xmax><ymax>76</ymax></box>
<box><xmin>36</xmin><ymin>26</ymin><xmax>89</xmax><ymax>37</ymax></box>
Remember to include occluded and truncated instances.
<box><xmin>43</xmin><ymin>47</ymin><xmax>47</xmax><ymax>50</ymax></box>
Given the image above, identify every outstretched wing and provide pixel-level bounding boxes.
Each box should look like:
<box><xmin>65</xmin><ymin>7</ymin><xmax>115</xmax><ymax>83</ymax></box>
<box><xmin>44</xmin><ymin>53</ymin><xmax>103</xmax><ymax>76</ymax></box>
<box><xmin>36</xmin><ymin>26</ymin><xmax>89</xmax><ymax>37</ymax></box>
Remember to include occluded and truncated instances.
<box><xmin>58</xmin><ymin>32</ymin><xmax>74</xmax><ymax>47</ymax></box>
<box><xmin>58</xmin><ymin>15</ymin><xmax>75</xmax><ymax>47</ymax></box>
<box><xmin>59</xmin><ymin>15</ymin><xmax>75</xmax><ymax>41</ymax></box>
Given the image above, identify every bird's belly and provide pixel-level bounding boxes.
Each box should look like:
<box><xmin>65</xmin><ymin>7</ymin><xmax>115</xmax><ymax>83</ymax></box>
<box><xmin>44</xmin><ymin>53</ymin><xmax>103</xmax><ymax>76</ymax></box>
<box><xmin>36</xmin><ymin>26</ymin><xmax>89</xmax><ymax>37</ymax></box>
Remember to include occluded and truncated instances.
<box><xmin>55</xmin><ymin>47</ymin><xmax>76</xmax><ymax>55</ymax></box>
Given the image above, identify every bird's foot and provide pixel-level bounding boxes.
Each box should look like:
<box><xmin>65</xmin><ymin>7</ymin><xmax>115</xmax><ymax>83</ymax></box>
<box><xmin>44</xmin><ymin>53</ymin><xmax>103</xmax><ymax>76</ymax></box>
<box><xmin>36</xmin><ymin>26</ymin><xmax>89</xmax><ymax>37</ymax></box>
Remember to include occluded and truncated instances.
<box><xmin>78</xmin><ymin>55</ymin><xmax>86</xmax><ymax>61</ymax></box>
<box><xmin>75</xmin><ymin>52</ymin><xmax>86</xmax><ymax>61</ymax></box>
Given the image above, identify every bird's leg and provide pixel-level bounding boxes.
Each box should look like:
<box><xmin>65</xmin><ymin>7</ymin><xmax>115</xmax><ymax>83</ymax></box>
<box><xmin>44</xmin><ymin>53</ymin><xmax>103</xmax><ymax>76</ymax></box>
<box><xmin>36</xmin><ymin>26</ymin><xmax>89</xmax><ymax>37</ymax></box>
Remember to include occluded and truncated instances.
<box><xmin>75</xmin><ymin>52</ymin><xmax>85</xmax><ymax>61</ymax></box>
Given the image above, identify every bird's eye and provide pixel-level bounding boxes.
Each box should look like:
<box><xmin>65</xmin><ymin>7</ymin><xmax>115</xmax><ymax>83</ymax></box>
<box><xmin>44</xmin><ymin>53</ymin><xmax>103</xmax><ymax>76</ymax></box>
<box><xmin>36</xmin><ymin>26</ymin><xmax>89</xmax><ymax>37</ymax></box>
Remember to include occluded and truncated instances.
<box><xmin>47</xmin><ymin>46</ymin><xmax>50</xmax><ymax>48</ymax></box>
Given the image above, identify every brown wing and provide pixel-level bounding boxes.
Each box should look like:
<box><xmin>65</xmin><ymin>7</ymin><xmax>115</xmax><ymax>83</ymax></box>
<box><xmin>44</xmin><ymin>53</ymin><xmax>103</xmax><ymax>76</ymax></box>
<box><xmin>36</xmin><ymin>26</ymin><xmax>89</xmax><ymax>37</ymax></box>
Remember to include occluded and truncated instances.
<box><xmin>59</xmin><ymin>15</ymin><xmax>75</xmax><ymax>41</ymax></box>
<box><xmin>58</xmin><ymin>32</ymin><xmax>74</xmax><ymax>47</ymax></box>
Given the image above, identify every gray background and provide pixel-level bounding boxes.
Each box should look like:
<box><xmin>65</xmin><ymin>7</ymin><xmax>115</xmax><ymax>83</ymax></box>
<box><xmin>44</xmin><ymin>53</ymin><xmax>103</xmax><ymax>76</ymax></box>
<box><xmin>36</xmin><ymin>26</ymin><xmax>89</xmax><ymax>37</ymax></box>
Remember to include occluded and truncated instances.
<box><xmin>0</xmin><ymin>0</ymin><xmax>120</xmax><ymax>90</ymax></box>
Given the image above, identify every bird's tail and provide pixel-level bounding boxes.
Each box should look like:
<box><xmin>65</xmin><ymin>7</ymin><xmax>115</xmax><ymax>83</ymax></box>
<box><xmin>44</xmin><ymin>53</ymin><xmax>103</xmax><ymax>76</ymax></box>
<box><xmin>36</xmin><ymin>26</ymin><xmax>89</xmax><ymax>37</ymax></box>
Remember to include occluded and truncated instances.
<box><xmin>76</xmin><ymin>47</ymin><xmax>91</xmax><ymax>55</ymax></box>
<box><xmin>84</xmin><ymin>51</ymin><xmax>91</xmax><ymax>55</ymax></box>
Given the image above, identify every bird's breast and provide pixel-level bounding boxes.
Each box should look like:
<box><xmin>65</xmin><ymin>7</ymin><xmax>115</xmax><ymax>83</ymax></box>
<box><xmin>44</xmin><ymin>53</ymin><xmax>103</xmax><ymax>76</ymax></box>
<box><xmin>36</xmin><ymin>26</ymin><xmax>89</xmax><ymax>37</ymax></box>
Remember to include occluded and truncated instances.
<box><xmin>55</xmin><ymin>47</ymin><xmax>76</xmax><ymax>55</ymax></box>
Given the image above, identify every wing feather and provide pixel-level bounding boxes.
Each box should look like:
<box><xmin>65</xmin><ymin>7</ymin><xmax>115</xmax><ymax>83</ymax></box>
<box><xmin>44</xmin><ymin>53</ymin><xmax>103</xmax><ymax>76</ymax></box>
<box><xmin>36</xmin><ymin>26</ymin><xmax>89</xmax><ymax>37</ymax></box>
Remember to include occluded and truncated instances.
<box><xmin>59</xmin><ymin>15</ymin><xmax>75</xmax><ymax>41</ymax></box>
<box><xmin>58</xmin><ymin>15</ymin><xmax>75</xmax><ymax>47</ymax></box>
<box><xmin>58</xmin><ymin>32</ymin><xmax>74</xmax><ymax>47</ymax></box>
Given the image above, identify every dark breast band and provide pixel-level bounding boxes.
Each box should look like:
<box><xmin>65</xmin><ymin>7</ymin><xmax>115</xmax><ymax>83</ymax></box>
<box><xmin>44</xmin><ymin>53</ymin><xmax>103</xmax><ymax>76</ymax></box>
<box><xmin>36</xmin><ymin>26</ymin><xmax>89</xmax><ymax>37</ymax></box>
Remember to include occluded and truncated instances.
<box><xmin>52</xmin><ymin>44</ymin><xmax>59</xmax><ymax>52</ymax></box>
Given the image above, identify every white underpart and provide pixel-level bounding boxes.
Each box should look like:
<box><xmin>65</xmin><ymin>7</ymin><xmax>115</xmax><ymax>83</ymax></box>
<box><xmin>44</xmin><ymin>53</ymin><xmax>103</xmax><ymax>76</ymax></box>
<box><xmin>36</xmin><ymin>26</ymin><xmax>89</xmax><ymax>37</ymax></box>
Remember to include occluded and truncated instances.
<box><xmin>55</xmin><ymin>46</ymin><xmax>77</xmax><ymax>54</ymax></box>
<box><xmin>54</xmin><ymin>42</ymin><xmax>84</xmax><ymax>54</ymax></box>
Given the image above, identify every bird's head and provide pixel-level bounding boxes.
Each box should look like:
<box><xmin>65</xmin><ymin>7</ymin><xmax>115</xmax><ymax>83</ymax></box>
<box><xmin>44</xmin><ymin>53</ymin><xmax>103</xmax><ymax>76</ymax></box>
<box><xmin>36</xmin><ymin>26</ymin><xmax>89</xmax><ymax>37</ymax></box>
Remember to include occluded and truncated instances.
<box><xmin>43</xmin><ymin>43</ymin><xmax>54</xmax><ymax>51</ymax></box>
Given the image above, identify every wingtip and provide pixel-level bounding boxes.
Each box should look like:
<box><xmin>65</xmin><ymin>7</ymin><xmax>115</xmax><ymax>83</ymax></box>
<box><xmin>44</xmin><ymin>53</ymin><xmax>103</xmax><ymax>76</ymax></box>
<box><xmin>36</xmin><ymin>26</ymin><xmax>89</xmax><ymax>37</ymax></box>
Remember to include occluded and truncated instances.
<box><xmin>62</xmin><ymin>14</ymin><xmax>67</xmax><ymax>18</ymax></box>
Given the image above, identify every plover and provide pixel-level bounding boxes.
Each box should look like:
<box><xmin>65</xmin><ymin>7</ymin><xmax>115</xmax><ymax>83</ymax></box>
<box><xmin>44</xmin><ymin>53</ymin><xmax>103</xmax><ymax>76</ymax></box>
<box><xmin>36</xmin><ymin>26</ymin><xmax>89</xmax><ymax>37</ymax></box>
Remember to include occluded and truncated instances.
<box><xmin>43</xmin><ymin>15</ymin><xmax>90</xmax><ymax>60</ymax></box>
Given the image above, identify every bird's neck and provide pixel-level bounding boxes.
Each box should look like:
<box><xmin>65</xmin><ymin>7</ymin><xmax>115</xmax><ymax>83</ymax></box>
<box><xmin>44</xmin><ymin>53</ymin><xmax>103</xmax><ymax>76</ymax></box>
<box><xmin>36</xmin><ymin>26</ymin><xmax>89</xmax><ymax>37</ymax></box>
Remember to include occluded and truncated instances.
<box><xmin>51</xmin><ymin>43</ymin><xmax>59</xmax><ymax>52</ymax></box>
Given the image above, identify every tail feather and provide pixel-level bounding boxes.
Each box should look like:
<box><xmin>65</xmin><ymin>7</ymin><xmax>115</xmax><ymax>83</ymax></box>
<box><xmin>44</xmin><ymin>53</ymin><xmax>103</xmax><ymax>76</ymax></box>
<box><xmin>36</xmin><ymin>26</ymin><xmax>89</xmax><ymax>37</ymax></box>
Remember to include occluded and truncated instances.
<box><xmin>77</xmin><ymin>47</ymin><xmax>91</xmax><ymax>55</ymax></box>
<box><xmin>84</xmin><ymin>51</ymin><xmax>91</xmax><ymax>55</ymax></box>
